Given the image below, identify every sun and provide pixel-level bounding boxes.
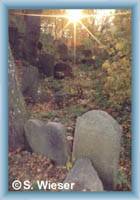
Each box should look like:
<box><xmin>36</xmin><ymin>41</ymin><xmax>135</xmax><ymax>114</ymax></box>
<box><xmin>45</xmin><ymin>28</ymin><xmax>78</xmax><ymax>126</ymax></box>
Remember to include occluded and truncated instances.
<box><xmin>66</xmin><ymin>9</ymin><xmax>83</xmax><ymax>23</ymax></box>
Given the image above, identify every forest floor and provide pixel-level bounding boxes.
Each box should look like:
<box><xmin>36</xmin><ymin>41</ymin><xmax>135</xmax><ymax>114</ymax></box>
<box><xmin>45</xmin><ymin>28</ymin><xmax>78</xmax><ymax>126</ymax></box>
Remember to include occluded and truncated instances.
<box><xmin>9</xmin><ymin>63</ymin><xmax>131</xmax><ymax>191</ymax></box>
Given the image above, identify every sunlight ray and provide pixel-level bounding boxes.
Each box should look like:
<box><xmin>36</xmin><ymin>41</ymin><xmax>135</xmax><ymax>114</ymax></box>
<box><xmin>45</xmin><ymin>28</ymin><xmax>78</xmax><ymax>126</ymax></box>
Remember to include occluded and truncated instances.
<box><xmin>106</xmin><ymin>11</ymin><xmax>130</xmax><ymax>16</ymax></box>
<box><xmin>58</xmin><ymin>21</ymin><xmax>71</xmax><ymax>37</ymax></box>
<box><xmin>74</xmin><ymin>22</ymin><xmax>77</xmax><ymax>64</ymax></box>
<box><xmin>12</xmin><ymin>11</ymin><xmax>131</xmax><ymax>20</ymax></box>
<box><xmin>12</xmin><ymin>11</ymin><xmax>131</xmax><ymax>18</ymax></box>
<box><xmin>79</xmin><ymin>21</ymin><xmax>105</xmax><ymax>48</ymax></box>
<box><xmin>11</xmin><ymin>9</ymin><xmax>115</xmax><ymax>62</ymax></box>
<box><xmin>12</xmin><ymin>12</ymin><xmax>67</xmax><ymax>18</ymax></box>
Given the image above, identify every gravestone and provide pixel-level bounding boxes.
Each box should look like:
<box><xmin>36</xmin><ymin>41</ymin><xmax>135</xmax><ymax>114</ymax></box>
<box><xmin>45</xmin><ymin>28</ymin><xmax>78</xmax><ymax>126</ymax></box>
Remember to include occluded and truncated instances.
<box><xmin>63</xmin><ymin>158</ymin><xmax>104</xmax><ymax>191</ymax></box>
<box><xmin>54</xmin><ymin>62</ymin><xmax>73</xmax><ymax>79</ymax></box>
<box><xmin>21</xmin><ymin>65</ymin><xmax>39</xmax><ymax>102</ymax></box>
<box><xmin>72</xmin><ymin>110</ymin><xmax>122</xmax><ymax>190</ymax></box>
<box><xmin>8</xmin><ymin>46</ymin><xmax>29</xmax><ymax>151</ymax></box>
<box><xmin>38</xmin><ymin>53</ymin><xmax>54</xmax><ymax>76</ymax></box>
<box><xmin>24</xmin><ymin>119</ymin><xmax>68</xmax><ymax>165</ymax></box>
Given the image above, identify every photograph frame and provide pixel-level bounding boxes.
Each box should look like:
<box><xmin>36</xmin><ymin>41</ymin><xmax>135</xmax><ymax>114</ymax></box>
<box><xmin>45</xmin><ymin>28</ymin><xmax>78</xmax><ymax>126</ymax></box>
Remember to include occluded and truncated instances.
<box><xmin>0</xmin><ymin>0</ymin><xmax>140</xmax><ymax>199</ymax></box>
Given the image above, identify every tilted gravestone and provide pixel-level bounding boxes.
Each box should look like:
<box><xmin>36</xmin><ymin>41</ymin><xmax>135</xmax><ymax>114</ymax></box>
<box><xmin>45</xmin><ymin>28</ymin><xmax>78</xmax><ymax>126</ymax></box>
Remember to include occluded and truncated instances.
<box><xmin>63</xmin><ymin>158</ymin><xmax>104</xmax><ymax>192</ymax></box>
<box><xmin>24</xmin><ymin>119</ymin><xmax>68</xmax><ymax>165</ymax></box>
<box><xmin>8</xmin><ymin>46</ymin><xmax>30</xmax><ymax>151</ymax></box>
<box><xmin>72</xmin><ymin>110</ymin><xmax>122</xmax><ymax>190</ymax></box>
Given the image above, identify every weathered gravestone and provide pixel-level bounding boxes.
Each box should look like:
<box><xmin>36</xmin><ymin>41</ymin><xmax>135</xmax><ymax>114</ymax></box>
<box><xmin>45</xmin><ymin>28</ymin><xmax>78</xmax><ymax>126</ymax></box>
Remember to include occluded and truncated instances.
<box><xmin>54</xmin><ymin>62</ymin><xmax>73</xmax><ymax>79</ymax></box>
<box><xmin>20</xmin><ymin>65</ymin><xmax>39</xmax><ymax>102</ymax></box>
<box><xmin>8</xmin><ymin>46</ymin><xmax>29</xmax><ymax>151</ymax></box>
<box><xmin>38</xmin><ymin>53</ymin><xmax>55</xmax><ymax>76</ymax></box>
<box><xmin>24</xmin><ymin>120</ymin><xmax>68</xmax><ymax>165</ymax></box>
<box><xmin>72</xmin><ymin>110</ymin><xmax>122</xmax><ymax>190</ymax></box>
<box><xmin>63</xmin><ymin>158</ymin><xmax>104</xmax><ymax>192</ymax></box>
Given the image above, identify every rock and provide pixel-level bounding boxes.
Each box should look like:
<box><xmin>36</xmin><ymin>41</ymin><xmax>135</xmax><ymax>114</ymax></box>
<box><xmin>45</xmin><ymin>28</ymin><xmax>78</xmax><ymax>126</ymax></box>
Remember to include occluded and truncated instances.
<box><xmin>20</xmin><ymin>64</ymin><xmax>39</xmax><ymax>102</ymax></box>
<box><xmin>54</xmin><ymin>62</ymin><xmax>73</xmax><ymax>79</ymax></box>
<box><xmin>24</xmin><ymin>120</ymin><xmax>68</xmax><ymax>165</ymax></box>
<box><xmin>38</xmin><ymin>53</ymin><xmax>55</xmax><ymax>76</ymax></box>
<box><xmin>63</xmin><ymin>158</ymin><xmax>104</xmax><ymax>191</ymax></box>
<box><xmin>72</xmin><ymin>110</ymin><xmax>122</xmax><ymax>190</ymax></box>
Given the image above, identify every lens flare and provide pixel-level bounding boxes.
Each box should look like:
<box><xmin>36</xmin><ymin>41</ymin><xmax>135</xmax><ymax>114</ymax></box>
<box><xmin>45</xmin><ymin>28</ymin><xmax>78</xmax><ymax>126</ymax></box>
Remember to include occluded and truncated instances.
<box><xmin>66</xmin><ymin>9</ymin><xmax>83</xmax><ymax>23</ymax></box>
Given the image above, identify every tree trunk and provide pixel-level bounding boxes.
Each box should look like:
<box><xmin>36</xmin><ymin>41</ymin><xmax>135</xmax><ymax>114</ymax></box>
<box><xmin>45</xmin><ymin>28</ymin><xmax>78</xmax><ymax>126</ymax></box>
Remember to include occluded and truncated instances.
<box><xmin>9</xmin><ymin>9</ymin><xmax>42</xmax><ymax>66</ymax></box>
<box><xmin>23</xmin><ymin>10</ymin><xmax>42</xmax><ymax>66</ymax></box>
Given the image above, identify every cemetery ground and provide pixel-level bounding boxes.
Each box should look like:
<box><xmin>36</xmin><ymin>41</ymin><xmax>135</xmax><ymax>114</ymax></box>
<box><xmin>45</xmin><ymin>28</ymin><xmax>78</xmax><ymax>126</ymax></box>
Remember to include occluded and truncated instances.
<box><xmin>9</xmin><ymin>63</ymin><xmax>131</xmax><ymax>191</ymax></box>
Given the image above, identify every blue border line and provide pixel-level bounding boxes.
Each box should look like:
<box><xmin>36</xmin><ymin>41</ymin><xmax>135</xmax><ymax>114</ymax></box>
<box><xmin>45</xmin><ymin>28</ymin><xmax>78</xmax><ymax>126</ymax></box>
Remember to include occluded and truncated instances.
<box><xmin>132</xmin><ymin>2</ymin><xmax>140</xmax><ymax>197</ymax></box>
<box><xmin>0</xmin><ymin>0</ymin><xmax>139</xmax><ymax>199</ymax></box>
<box><xmin>2</xmin><ymin>0</ymin><xmax>137</xmax><ymax>9</ymax></box>
<box><xmin>0</xmin><ymin>2</ymin><xmax>8</xmax><ymax>198</ymax></box>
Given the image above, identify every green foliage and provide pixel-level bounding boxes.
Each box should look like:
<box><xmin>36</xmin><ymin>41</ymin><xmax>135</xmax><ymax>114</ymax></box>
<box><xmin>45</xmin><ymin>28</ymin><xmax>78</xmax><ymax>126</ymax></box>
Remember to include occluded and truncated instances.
<box><xmin>41</xmin><ymin>111</ymin><xmax>58</xmax><ymax>119</ymax></box>
<box><xmin>66</xmin><ymin>156</ymin><xmax>73</xmax><ymax>171</ymax></box>
<box><xmin>101</xmin><ymin>10</ymin><xmax>131</xmax><ymax>107</ymax></box>
<box><xmin>31</xmin><ymin>111</ymin><xmax>58</xmax><ymax>121</ymax></box>
<box><xmin>66</xmin><ymin>105</ymin><xmax>87</xmax><ymax>118</ymax></box>
<box><xmin>39</xmin><ymin>33</ymin><xmax>60</xmax><ymax>60</ymax></box>
<box><xmin>102</xmin><ymin>57</ymin><xmax>131</xmax><ymax>106</ymax></box>
<box><xmin>48</xmin><ymin>78</ymin><xmax>63</xmax><ymax>91</ymax></box>
<box><xmin>79</xmin><ymin>63</ymin><xmax>93</xmax><ymax>72</ymax></box>
<box><xmin>117</xmin><ymin>170</ymin><xmax>128</xmax><ymax>186</ymax></box>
